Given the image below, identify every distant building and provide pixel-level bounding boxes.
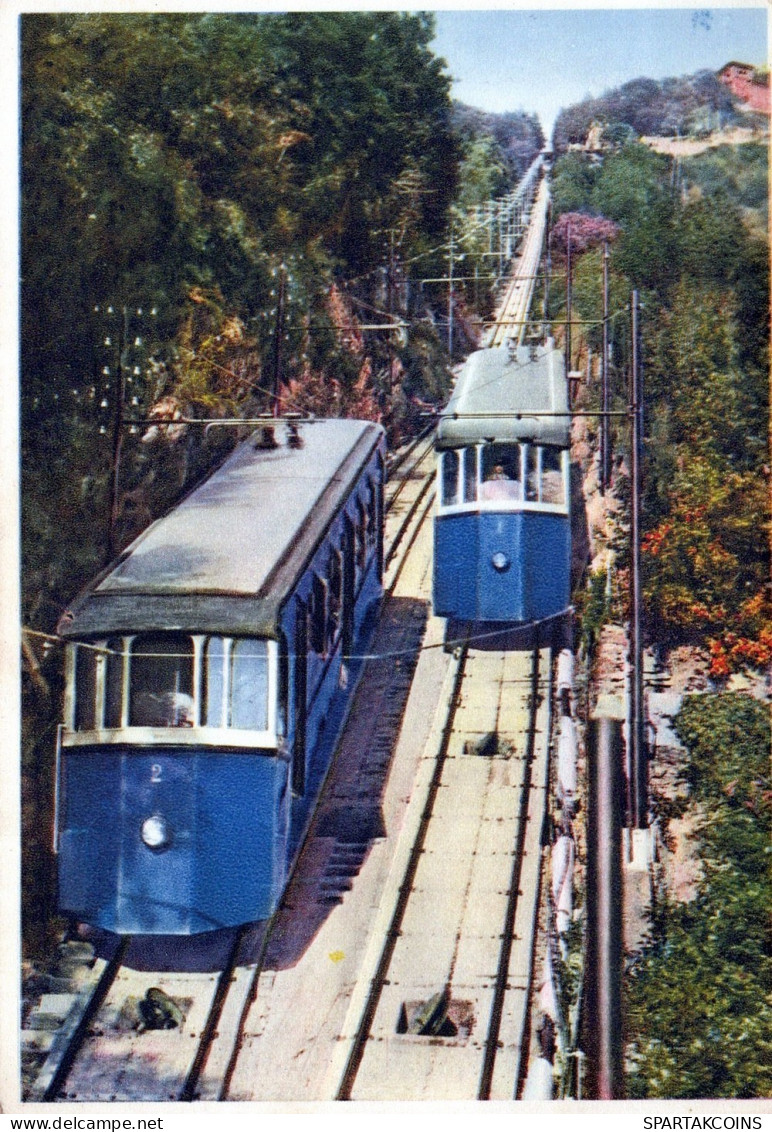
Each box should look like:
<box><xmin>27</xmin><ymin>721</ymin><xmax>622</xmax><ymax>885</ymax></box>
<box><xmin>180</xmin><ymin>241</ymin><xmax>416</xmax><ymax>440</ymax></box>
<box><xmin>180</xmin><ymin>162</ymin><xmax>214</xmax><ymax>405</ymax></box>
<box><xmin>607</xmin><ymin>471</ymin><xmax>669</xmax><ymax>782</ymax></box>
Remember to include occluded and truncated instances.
<box><xmin>718</xmin><ymin>61</ymin><xmax>770</xmax><ymax>115</ymax></box>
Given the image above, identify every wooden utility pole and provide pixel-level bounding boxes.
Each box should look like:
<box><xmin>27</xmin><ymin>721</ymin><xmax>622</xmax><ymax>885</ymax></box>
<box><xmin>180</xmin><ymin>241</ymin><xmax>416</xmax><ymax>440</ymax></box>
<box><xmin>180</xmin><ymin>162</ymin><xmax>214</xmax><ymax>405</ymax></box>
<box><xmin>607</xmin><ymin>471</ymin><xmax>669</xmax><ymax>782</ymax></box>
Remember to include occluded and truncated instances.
<box><xmin>629</xmin><ymin>289</ymin><xmax>647</xmax><ymax>829</ymax></box>
<box><xmin>601</xmin><ymin>241</ymin><xmax>611</xmax><ymax>494</ymax></box>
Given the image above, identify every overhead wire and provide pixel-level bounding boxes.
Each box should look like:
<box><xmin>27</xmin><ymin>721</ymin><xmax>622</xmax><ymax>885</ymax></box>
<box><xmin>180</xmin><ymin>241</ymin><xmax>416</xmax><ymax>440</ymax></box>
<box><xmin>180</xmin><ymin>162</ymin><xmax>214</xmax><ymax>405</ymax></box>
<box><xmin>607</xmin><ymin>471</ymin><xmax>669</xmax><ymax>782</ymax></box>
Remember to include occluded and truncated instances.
<box><xmin>23</xmin><ymin>612</ymin><xmax>572</xmax><ymax>667</ymax></box>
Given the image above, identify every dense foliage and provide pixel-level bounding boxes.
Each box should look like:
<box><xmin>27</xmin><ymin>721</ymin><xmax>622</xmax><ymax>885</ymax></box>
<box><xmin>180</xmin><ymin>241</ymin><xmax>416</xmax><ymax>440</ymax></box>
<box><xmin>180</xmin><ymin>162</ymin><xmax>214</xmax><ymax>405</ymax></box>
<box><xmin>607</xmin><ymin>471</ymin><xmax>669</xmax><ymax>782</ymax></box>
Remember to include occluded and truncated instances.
<box><xmin>22</xmin><ymin>11</ymin><xmax>467</xmax><ymax>953</ymax></box>
<box><xmin>451</xmin><ymin>102</ymin><xmax>544</xmax><ymax>205</ymax></box>
<box><xmin>22</xmin><ymin>12</ymin><xmax>461</xmax><ymax>624</ymax></box>
<box><xmin>549</xmin><ymin>141</ymin><xmax>769</xmax><ymax>675</ymax></box>
<box><xmin>553</xmin><ymin>70</ymin><xmax>744</xmax><ymax>152</ymax></box>
<box><xmin>626</xmin><ymin>695</ymin><xmax>772</xmax><ymax>1098</ymax></box>
<box><xmin>20</xmin><ymin>12</ymin><xmax>545</xmax><ymax>954</ymax></box>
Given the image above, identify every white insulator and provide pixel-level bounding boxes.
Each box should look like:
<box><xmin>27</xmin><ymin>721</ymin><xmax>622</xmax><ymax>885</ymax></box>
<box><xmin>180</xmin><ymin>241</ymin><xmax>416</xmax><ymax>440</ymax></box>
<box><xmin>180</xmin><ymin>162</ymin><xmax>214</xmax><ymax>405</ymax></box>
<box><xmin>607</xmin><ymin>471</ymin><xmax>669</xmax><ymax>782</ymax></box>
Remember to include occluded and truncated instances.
<box><xmin>550</xmin><ymin>834</ymin><xmax>575</xmax><ymax>905</ymax></box>
<box><xmin>522</xmin><ymin>1057</ymin><xmax>555</xmax><ymax>1101</ymax></box>
<box><xmin>557</xmin><ymin>715</ymin><xmax>578</xmax><ymax>800</ymax></box>
<box><xmin>539</xmin><ymin>948</ymin><xmax>560</xmax><ymax>1023</ymax></box>
<box><xmin>557</xmin><ymin>648</ymin><xmax>574</xmax><ymax>692</ymax></box>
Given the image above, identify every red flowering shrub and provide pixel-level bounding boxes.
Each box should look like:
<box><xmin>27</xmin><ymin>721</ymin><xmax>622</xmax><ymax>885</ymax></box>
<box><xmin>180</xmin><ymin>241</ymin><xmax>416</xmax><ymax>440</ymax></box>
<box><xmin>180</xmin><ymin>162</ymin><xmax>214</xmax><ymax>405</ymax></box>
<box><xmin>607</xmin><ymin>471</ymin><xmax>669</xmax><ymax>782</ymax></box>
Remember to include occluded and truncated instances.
<box><xmin>550</xmin><ymin>211</ymin><xmax>620</xmax><ymax>253</ymax></box>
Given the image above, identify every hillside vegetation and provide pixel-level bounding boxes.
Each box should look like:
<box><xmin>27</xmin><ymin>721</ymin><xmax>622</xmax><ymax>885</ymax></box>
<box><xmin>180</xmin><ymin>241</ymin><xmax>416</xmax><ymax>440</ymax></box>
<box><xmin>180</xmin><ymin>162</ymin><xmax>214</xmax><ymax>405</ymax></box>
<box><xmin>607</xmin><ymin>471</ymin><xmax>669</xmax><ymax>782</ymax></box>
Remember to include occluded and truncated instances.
<box><xmin>550</xmin><ymin>139</ymin><xmax>769</xmax><ymax>677</ymax></box>
<box><xmin>553</xmin><ymin>70</ymin><xmax>752</xmax><ymax>152</ymax></box>
<box><xmin>549</xmin><ymin>126</ymin><xmax>769</xmax><ymax>1099</ymax></box>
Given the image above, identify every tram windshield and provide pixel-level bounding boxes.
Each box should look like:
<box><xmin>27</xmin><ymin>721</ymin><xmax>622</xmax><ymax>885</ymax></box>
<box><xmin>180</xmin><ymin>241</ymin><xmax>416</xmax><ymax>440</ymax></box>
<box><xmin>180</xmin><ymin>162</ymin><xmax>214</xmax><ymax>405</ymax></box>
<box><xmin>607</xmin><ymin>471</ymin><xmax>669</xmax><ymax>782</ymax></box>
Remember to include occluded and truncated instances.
<box><xmin>72</xmin><ymin>634</ymin><xmax>270</xmax><ymax>732</ymax></box>
<box><xmin>480</xmin><ymin>444</ymin><xmax>522</xmax><ymax>501</ymax></box>
<box><xmin>440</xmin><ymin>443</ymin><xmax>566</xmax><ymax>508</ymax></box>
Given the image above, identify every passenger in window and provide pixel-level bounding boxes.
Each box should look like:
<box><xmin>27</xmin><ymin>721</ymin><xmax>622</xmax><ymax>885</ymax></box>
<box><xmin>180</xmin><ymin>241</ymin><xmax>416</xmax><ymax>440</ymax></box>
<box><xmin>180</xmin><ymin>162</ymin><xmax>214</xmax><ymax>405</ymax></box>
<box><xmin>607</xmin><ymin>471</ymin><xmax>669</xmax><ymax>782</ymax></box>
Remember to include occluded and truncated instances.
<box><xmin>134</xmin><ymin>690</ymin><xmax>195</xmax><ymax>727</ymax></box>
<box><xmin>480</xmin><ymin>464</ymin><xmax>521</xmax><ymax>501</ymax></box>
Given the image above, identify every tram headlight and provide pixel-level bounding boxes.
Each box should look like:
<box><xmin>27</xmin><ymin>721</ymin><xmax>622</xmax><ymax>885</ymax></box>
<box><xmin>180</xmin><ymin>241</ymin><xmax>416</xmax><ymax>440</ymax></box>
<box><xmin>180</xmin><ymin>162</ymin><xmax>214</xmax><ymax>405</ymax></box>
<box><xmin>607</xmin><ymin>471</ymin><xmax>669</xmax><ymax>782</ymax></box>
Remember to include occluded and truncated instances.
<box><xmin>491</xmin><ymin>552</ymin><xmax>510</xmax><ymax>573</ymax></box>
<box><xmin>141</xmin><ymin>814</ymin><xmax>171</xmax><ymax>851</ymax></box>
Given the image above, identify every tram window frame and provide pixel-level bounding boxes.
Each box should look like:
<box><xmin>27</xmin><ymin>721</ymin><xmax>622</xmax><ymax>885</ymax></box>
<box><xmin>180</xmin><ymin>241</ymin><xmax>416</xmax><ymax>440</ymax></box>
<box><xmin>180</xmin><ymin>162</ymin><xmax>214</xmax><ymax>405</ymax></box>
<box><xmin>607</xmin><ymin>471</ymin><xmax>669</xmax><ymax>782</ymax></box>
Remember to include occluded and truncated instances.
<box><xmin>541</xmin><ymin>447</ymin><xmax>567</xmax><ymax>506</ymax></box>
<box><xmin>278</xmin><ymin>635</ymin><xmax>289</xmax><ymax>741</ymax></box>
<box><xmin>441</xmin><ymin>449</ymin><xmax>460</xmax><ymax>506</ymax></box>
<box><xmin>128</xmin><ymin>633</ymin><xmax>195</xmax><ymax>728</ymax></box>
<box><xmin>70</xmin><ymin>631</ymin><xmax>280</xmax><ymax>737</ymax></box>
<box><xmin>203</xmin><ymin>635</ymin><xmax>229</xmax><ymax>728</ymax></box>
<box><xmin>310</xmin><ymin>574</ymin><xmax>328</xmax><ymax>655</ymax></box>
<box><xmin>463</xmin><ymin>446</ymin><xmax>478</xmax><ymax>503</ymax></box>
<box><xmin>366</xmin><ymin>480</ymin><xmax>377</xmax><ymax>549</ymax></box>
<box><xmin>480</xmin><ymin>443</ymin><xmax>522</xmax><ymax>501</ymax></box>
<box><xmin>104</xmin><ymin>637</ymin><xmax>126</xmax><ymax>729</ymax></box>
<box><xmin>355</xmin><ymin>498</ymin><xmax>367</xmax><ymax>574</ymax></box>
<box><xmin>525</xmin><ymin>445</ymin><xmax>541</xmax><ymax>502</ymax></box>
<box><xmin>328</xmin><ymin>548</ymin><xmax>343</xmax><ymax>647</ymax></box>
<box><xmin>229</xmin><ymin>639</ymin><xmax>270</xmax><ymax>732</ymax></box>
<box><xmin>73</xmin><ymin>644</ymin><xmax>98</xmax><ymax>731</ymax></box>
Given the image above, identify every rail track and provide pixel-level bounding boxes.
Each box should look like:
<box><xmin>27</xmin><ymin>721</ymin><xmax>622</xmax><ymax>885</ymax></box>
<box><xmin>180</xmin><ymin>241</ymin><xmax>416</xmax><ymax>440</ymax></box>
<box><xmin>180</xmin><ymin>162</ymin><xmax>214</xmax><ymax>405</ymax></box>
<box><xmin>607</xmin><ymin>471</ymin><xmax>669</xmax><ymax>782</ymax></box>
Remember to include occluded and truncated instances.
<box><xmin>23</xmin><ymin>426</ymin><xmax>438</xmax><ymax>1105</ymax></box>
<box><xmin>24</xmin><ymin>170</ymin><xmax>554</xmax><ymax>1106</ymax></box>
<box><xmin>332</xmin><ymin>639</ymin><xmax>553</xmax><ymax>1101</ymax></box>
<box><xmin>487</xmin><ymin>175</ymin><xmax>550</xmax><ymax>349</ymax></box>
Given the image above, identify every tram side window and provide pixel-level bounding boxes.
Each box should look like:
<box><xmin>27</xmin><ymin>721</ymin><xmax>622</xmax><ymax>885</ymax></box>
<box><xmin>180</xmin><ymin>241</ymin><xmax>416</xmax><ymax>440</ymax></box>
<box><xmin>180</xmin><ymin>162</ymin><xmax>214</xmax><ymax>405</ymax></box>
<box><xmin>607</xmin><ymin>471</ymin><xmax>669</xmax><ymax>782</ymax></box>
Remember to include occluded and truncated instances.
<box><xmin>129</xmin><ymin>634</ymin><xmax>194</xmax><ymax>727</ymax></box>
<box><xmin>541</xmin><ymin>448</ymin><xmax>566</xmax><ymax>506</ymax></box>
<box><xmin>278</xmin><ymin>636</ymin><xmax>288</xmax><ymax>740</ymax></box>
<box><xmin>463</xmin><ymin>447</ymin><xmax>478</xmax><ymax>503</ymax></box>
<box><xmin>230</xmin><ymin>639</ymin><xmax>269</xmax><ymax>731</ymax></box>
<box><xmin>310</xmin><ymin>574</ymin><xmax>328</xmax><ymax>654</ymax></box>
<box><xmin>441</xmin><ymin>450</ymin><xmax>459</xmax><ymax>506</ymax></box>
<box><xmin>356</xmin><ymin>500</ymin><xmax>367</xmax><ymax>573</ymax></box>
<box><xmin>104</xmin><ymin>637</ymin><xmax>125</xmax><ymax>729</ymax></box>
<box><xmin>480</xmin><ymin>443</ymin><xmax>522</xmax><ymax>501</ymax></box>
<box><xmin>328</xmin><ymin>550</ymin><xmax>342</xmax><ymax>645</ymax></box>
<box><xmin>366</xmin><ymin>481</ymin><xmax>377</xmax><ymax>549</ymax></box>
<box><xmin>74</xmin><ymin>644</ymin><xmax>97</xmax><ymax>731</ymax></box>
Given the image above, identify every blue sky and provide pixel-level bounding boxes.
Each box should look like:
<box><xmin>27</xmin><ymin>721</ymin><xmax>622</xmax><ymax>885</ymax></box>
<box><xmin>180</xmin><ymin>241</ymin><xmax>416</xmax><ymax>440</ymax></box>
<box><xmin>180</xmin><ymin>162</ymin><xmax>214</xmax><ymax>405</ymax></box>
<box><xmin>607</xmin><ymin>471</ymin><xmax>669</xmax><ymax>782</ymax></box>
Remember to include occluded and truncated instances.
<box><xmin>430</xmin><ymin>7</ymin><xmax>769</xmax><ymax>135</ymax></box>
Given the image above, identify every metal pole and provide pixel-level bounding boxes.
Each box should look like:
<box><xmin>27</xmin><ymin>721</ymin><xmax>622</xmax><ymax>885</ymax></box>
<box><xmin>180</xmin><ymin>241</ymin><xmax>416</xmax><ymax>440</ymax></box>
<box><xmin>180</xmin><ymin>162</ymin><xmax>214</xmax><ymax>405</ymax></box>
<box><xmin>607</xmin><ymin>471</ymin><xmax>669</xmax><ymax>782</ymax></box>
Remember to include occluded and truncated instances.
<box><xmin>601</xmin><ymin>242</ymin><xmax>610</xmax><ymax>494</ymax></box>
<box><xmin>106</xmin><ymin>306</ymin><xmax>128</xmax><ymax>563</ymax></box>
<box><xmin>565</xmin><ymin>225</ymin><xmax>572</xmax><ymax>384</ymax></box>
<box><xmin>498</xmin><ymin>204</ymin><xmax>504</xmax><ymax>279</ymax></box>
<box><xmin>272</xmin><ymin>264</ymin><xmax>286</xmax><ymax>417</ymax></box>
<box><xmin>584</xmin><ymin>713</ymin><xmax>625</xmax><ymax>1099</ymax></box>
<box><xmin>630</xmin><ymin>290</ymin><xmax>647</xmax><ymax>828</ymax></box>
<box><xmin>447</xmin><ymin>225</ymin><xmax>454</xmax><ymax>358</ymax></box>
<box><xmin>544</xmin><ymin>202</ymin><xmax>552</xmax><ymax>331</ymax></box>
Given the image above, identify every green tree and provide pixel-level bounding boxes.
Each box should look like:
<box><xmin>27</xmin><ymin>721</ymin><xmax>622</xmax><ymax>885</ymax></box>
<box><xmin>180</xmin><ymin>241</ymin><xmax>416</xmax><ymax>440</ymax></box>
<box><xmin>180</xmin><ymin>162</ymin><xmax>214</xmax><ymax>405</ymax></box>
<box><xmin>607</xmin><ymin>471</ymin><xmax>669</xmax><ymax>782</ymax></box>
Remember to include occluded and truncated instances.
<box><xmin>626</xmin><ymin>695</ymin><xmax>772</xmax><ymax>1099</ymax></box>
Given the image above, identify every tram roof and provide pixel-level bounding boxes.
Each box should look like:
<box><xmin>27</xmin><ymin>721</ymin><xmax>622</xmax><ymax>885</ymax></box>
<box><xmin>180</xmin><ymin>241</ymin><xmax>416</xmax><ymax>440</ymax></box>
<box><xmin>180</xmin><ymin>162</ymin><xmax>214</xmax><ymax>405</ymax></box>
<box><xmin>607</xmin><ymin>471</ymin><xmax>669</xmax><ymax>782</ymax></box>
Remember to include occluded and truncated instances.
<box><xmin>59</xmin><ymin>418</ymin><xmax>384</xmax><ymax>640</ymax></box>
<box><xmin>436</xmin><ymin>342</ymin><xmax>570</xmax><ymax>449</ymax></box>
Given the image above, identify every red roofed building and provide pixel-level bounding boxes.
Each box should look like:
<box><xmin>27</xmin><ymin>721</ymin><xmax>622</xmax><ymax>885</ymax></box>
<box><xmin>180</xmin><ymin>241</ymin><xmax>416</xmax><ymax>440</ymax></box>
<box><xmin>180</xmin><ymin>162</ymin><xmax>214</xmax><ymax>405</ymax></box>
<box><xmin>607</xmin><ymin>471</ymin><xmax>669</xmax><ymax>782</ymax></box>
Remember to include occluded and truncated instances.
<box><xmin>718</xmin><ymin>61</ymin><xmax>770</xmax><ymax>115</ymax></box>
